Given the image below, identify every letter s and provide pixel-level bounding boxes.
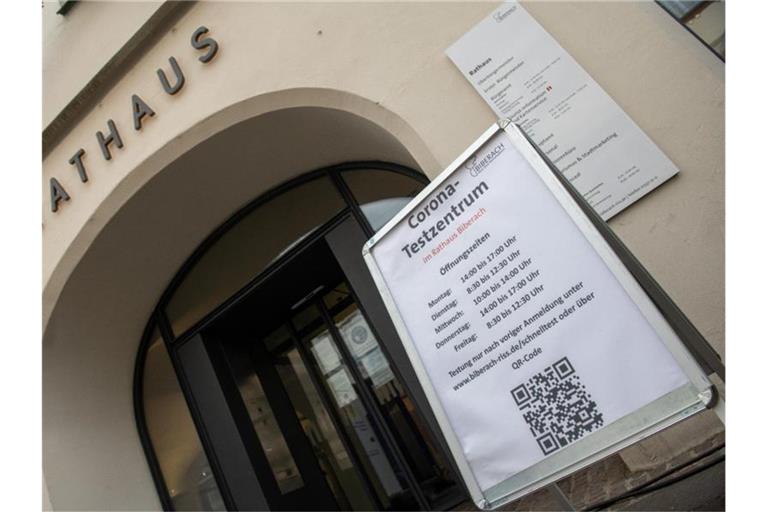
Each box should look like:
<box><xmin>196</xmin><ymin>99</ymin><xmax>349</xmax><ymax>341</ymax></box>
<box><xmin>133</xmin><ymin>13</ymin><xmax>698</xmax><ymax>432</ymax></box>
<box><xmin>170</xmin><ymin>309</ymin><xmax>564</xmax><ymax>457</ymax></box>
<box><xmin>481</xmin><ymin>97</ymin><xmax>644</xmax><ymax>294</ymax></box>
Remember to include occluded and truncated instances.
<box><xmin>191</xmin><ymin>26</ymin><xmax>219</xmax><ymax>63</ymax></box>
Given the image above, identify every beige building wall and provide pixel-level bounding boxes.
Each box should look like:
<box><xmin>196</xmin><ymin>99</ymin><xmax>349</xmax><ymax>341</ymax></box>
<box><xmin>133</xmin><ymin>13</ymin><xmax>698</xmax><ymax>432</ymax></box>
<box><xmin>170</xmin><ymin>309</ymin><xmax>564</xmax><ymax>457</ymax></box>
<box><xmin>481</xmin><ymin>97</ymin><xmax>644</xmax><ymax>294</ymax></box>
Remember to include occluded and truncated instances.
<box><xmin>42</xmin><ymin>0</ymin><xmax>162</xmax><ymax>126</ymax></box>
<box><xmin>42</xmin><ymin>1</ymin><xmax>724</xmax><ymax>510</ymax></box>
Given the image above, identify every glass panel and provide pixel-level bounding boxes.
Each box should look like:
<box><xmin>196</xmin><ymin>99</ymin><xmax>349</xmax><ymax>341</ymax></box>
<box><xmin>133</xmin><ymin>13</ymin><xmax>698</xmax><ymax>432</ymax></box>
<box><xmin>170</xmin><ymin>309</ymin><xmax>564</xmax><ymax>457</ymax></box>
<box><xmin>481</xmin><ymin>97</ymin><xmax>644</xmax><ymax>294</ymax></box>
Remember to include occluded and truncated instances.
<box><xmin>342</xmin><ymin>170</ymin><xmax>425</xmax><ymax>231</ymax></box>
<box><xmin>167</xmin><ymin>177</ymin><xmax>346</xmax><ymax>335</ymax></box>
<box><xmin>658</xmin><ymin>1</ymin><xmax>725</xmax><ymax>58</ymax></box>
<box><xmin>658</xmin><ymin>0</ymin><xmax>703</xmax><ymax>18</ymax></box>
<box><xmin>343</xmin><ymin>169</ymin><xmax>424</xmax><ymax>205</ymax></box>
<box><xmin>360</xmin><ymin>198</ymin><xmax>413</xmax><ymax>232</ymax></box>
<box><xmin>142</xmin><ymin>331</ymin><xmax>226</xmax><ymax>511</ymax></box>
<box><xmin>325</xmin><ymin>285</ymin><xmax>464</xmax><ymax>509</ymax></box>
<box><xmin>238</xmin><ymin>372</ymin><xmax>304</xmax><ymax>494</ymax></box>
<box><xmin>290</xmin><ymin>293</ymin><xmax>326</xmax><ymax>333</ymax></box>
<box><xmin>266</xmin><ymin>326</ymin><xmax>375</xmax><ymax>510</ymax></box>
<box><xmin>296</xmin><ymin>305</ymin><xmax>420</xmax><ymax>510</ymax></box>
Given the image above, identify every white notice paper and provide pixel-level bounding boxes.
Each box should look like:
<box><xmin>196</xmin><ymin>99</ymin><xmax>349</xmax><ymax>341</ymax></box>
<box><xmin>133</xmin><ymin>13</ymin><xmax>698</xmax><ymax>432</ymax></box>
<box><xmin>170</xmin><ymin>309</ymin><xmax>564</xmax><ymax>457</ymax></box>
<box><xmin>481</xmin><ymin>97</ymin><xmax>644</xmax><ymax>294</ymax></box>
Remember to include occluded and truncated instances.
<box><xmin>446</xmin><ymin>2</ymin><xmax>679</xmax><ymax>219</ymax></box>
<box><xmin>370</xmin><ymin>130</ymin><xmax>689</xmax><ymax>491</ymax></box>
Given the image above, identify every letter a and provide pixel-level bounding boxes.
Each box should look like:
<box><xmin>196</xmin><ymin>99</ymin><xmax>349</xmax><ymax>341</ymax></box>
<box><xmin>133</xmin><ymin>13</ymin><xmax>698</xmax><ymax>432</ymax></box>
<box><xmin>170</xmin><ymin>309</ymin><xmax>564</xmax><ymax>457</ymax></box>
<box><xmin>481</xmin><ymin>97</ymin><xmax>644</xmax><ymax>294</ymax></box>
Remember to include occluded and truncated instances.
<box><xmin>132</xmin><ymin>94</ymin><xmax>156</xmax><ymax>130</ymax></box>
<box><xmin>50</xmin><ymin>177</ymin><xmax>70</xmax><ymax>212</ymax></box>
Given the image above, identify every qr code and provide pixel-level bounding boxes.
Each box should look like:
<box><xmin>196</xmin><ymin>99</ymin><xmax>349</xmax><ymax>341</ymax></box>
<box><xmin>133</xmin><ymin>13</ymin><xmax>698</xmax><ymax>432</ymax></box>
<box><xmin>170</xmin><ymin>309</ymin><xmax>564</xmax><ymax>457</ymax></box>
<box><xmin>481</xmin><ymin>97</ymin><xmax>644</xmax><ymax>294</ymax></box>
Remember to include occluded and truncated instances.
<box><xmin>510</xmin><ymin>357</ymin><xmax>604</xmax><ymax>455</ymax></box>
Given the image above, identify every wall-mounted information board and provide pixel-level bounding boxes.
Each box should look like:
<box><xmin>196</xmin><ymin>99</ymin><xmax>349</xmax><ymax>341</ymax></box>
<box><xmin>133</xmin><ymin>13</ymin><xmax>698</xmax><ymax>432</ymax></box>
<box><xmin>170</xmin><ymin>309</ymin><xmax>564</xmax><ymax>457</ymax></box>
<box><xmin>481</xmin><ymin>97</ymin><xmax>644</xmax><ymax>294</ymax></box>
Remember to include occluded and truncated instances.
<box><xmin>445</xmin><ymin>1</ymin><xmax>680</xmax><ymax>221</ymax></box>
<box><xmin>362</xmin><ymin>122</ymin><xmax>715</xmax><ymax>509</ymax></box>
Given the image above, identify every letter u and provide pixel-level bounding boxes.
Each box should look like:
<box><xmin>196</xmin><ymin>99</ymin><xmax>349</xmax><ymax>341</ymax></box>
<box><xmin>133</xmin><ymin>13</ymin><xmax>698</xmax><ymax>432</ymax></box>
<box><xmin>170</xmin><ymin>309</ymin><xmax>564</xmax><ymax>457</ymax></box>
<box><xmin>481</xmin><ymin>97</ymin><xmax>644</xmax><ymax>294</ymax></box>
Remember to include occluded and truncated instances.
<box><xmin>157</xmin><ymin>56</ymin><xmax>185</xmax><ymax>95</ymax></box>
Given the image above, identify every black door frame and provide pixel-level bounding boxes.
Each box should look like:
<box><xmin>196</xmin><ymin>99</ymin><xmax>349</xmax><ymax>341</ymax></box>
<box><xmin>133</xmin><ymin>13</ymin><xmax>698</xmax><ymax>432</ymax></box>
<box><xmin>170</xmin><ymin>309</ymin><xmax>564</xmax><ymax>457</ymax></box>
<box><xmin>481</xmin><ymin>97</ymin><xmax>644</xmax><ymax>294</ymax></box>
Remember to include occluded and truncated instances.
<box><xmin>134</xmin><ymin>162</ymin><xmax>468</xmax><ymax>511</ymax></box>
<box><xmin>288</xmin><ymin>274</ymin><xmax>429</xmax><ymax>510</ymax></box>
<box><xmin>161</xmin><ymin>212</ymin><xmax>354</xmax><ymax>511</ymax></box>
<box><xmin>164</xmin><ymin>215</ymin><xmax>434</xmax><ymax>511</ymax></box>
<box><xmin>318</xmin><ymin>221</ymin><xmax>430</xmax><ymax>509</ymax></box>
<box><xmin>195</xmin><ymin>234</ymin><xmax>408</xmax><ymax>511</ymax></box>
<box><xmin>238</xmin><ymin>321</ymin><xmax>341</xmax><ymax>510</ymax></box>
<box><xmin>285</xmin><ymin>319</ymin><xmax>386</xmax><ymax>511</ymax></box>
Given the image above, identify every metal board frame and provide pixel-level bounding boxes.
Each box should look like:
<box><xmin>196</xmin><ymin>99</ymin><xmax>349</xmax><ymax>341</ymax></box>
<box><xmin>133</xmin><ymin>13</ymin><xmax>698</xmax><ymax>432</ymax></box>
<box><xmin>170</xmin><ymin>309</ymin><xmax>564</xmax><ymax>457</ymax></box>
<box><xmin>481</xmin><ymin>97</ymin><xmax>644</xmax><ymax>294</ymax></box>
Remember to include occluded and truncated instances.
<box><xmin>362</xmin><ymin>120</ymin><xmax>717</xmax><ymax>509</ymax></box>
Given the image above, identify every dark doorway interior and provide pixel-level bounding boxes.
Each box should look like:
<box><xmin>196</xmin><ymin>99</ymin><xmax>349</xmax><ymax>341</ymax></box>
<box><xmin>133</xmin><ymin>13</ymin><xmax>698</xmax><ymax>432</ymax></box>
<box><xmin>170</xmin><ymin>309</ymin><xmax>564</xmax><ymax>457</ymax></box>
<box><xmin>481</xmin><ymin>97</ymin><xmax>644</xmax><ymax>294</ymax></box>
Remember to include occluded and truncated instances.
<box><xmin>203</xmin><ymin>225</ymin><xmax>464</xmax><ymax>510</ymax></box>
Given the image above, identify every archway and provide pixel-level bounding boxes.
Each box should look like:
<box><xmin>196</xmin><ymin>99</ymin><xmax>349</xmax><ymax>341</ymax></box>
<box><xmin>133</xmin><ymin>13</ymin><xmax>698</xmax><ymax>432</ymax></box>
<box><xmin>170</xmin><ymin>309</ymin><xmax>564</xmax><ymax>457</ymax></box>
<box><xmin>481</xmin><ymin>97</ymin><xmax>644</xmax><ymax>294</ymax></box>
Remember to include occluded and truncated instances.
<box><xmin>43</xmin><ymin>93</ymin><xmax>437</xmax><ymax>510</ymax></box>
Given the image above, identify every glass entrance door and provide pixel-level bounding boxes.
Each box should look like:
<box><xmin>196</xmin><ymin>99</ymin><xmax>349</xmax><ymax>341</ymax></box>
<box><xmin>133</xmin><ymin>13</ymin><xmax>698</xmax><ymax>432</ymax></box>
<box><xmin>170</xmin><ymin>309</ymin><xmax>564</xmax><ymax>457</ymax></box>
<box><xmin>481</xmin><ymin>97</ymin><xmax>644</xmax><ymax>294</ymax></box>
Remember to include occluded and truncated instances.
<box><xmin>293</xmin><ymin>284</ymin><xmax>463</xmax><ymax>510</ymax></box>
<box><xmin>197</xmin><ymin>216</ymin><xmax>464</xmax><ymax>510</ymax></box>
<box><xmin>290</xmin><ymin>288</ymin><xmax>420</xmax><ymax>510</ymax></box>
<box><xmin>219</xmin><ymin>275</ymin><xmax>465</xmax><ymax>510</ymax></box>
<box><xmin>218</xmin><ymin>280</ymin><xmax>425</xmax><ymax>511</ymax></box>
<box><xmin>248</xmin><ymin>323</ymin><xmax>378</xmax><ymax>511</ymax></box>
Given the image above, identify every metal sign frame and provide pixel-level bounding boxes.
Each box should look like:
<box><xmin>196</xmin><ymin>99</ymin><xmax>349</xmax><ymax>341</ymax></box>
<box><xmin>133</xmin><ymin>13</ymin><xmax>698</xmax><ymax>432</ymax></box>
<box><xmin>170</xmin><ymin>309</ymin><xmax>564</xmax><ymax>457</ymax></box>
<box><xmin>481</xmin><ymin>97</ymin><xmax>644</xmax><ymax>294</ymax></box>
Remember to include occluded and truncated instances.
<box><xmin>362</xmin><ymin>120</ymin><xmax>718</xmax><ymax>509</ymax></box>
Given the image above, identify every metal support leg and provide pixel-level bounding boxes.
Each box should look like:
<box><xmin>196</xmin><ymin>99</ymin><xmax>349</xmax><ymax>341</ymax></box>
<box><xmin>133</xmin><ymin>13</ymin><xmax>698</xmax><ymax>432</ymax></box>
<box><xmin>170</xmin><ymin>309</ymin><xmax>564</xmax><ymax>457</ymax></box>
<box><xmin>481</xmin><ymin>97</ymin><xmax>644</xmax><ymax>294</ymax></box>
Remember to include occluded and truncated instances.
<box><xmin>712</xmin><ymin>393</ymin><xmax>725</xmax><ymax>424</ymax></box>
<box><xmin>709</xmin><ymin>373</ymin><xmax>726</xmax><ymax>425</ymax></box>
<box><xmin>547</xmin><ymin>483</ymin><xmax>575</xmax><ymax>511</ymax></box>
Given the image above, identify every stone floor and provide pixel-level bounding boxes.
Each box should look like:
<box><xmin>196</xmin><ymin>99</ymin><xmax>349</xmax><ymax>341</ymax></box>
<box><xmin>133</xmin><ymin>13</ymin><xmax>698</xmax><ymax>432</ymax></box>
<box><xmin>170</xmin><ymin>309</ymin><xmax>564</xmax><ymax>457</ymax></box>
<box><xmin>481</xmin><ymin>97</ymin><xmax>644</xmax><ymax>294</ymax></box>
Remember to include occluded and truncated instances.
<box><xmin>621</xmin><ymin>459</ymin><xmax>724</xmax><ymax>511</ymax></box>
<box><xmin>451</xmin><ymin>431</ymin><xmax>725</xmax><ymax>511</ymax></box>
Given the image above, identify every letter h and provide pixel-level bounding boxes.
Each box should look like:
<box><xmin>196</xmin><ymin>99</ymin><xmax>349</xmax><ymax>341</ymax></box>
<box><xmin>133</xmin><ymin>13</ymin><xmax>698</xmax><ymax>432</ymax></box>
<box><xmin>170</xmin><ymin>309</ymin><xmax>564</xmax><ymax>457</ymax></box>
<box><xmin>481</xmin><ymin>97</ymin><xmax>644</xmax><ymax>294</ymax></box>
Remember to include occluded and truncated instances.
<box><xmin>96</xmin><ymin>119</ymin><xmax>124</xmax><ymax>161</ymax></box>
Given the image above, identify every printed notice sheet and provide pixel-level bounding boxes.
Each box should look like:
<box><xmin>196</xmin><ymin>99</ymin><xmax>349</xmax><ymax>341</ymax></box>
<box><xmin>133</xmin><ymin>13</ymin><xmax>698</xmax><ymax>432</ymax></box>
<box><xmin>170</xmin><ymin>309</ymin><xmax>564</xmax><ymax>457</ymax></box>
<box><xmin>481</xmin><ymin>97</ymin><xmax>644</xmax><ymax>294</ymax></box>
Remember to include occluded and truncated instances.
<box><xmin>446</xmin><ymin>2</ymin><xmax>679</xmax><ymax>219</ymax></box>
<box><xmin>369</xmin><ymin>130</ymin><xmax>688</xmax><ymax>490</ymax></box>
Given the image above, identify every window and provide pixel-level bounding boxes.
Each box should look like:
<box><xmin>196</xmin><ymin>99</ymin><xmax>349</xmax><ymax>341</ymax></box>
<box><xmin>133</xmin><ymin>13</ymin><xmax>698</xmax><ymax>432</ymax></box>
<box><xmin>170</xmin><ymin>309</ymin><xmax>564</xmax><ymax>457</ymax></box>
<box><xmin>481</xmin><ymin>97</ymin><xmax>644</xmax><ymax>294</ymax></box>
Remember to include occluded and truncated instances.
<box><xmin>56</xmin><ymin>1</ymin><xmax>77</xmax><ymax>15</ymax></box>
<box><xmin>658</xmin><ymin>1</ymin><xmax>725</xmax><ymax>59</ymax></box>
<box><xmin>166</xmin><ymin>176</ymin><xmax>346</xmax><ymax>335</ymax></box>
<box><xmin>136</xmin><ymin>162</ymin><xmax>429</xmax><ymax>510</ymax></box>
<box><xmin>140</xmin><ymin>329</ymin><xmax>226</xmax><ymax>510</ymax></box>
<box><xmin>343</xmin><ymin>169</ymin><xmax>423</xmax><ymax>231</ymax></box>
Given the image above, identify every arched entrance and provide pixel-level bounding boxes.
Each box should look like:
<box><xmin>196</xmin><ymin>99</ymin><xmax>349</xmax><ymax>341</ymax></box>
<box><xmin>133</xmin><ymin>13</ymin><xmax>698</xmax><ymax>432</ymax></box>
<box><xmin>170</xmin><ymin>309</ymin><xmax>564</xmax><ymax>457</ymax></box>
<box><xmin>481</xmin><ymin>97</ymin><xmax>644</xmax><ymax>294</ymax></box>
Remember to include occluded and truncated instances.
<box><xmin>43</xmin><ymin>97</ymin><xmax>462</xmax><ymax>510</ymax></box>
<box><xmin>139</xmin><ymin>164</ymin><xmax>466</xmax><ymax>511</ymax></box>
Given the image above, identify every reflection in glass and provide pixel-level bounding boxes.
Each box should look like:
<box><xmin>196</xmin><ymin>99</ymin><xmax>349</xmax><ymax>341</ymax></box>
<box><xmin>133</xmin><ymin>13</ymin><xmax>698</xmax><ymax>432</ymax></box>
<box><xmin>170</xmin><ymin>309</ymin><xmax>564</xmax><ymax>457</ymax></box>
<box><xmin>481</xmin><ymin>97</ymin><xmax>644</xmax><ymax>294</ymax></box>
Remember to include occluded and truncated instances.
<box><xmin>298</xmin><ymin>305</ymin><xmax>419</xmax><ymax>510</ymax></box>
<box><xmin>658</xmin><ymin>1</ymin><xmax>725</xmax><ymax>58</ymax></box>
<box><xmin>326</xmin><ymin>284</ymin><xmax>464</xmax><ymax>509</ymax></box>
<box><xmin>342</xmin><ymin>170</ymin><xmax>424</xmax><ymax>231</ymax></box>
<box><xmin>360</xmin><ymin>198</ymin><xmax>413</xmax><ymax>232</ymax></box>
<box><xmin>142</xmin><ymin>331</ymin><xmax>226</xmax><ymax>511</ymax></box>
<box><xmin>238</xmin><ymin>373</ymin><xmax>304</xmax><ymax>494</ymax></box>
<box><xmin>266</xmin><ymin>326</ymin><xmax>375</xmax><ymax>510</ymax></box>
